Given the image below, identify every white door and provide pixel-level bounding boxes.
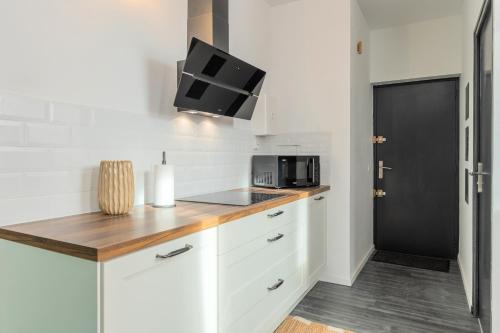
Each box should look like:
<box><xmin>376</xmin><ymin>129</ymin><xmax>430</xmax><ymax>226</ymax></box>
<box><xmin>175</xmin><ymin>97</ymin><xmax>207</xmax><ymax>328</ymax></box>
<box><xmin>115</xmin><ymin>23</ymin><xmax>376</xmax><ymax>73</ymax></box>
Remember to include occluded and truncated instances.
<box><xmin>102</xmin><ymin>228</ymin><xmax>218</xmax><ymax>333</ymax></box>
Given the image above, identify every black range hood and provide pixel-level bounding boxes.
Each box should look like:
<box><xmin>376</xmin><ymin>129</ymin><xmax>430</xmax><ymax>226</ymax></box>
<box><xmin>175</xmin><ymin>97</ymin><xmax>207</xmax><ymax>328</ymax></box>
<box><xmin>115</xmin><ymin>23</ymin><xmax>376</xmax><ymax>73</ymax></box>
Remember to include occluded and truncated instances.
<box><xmin>174</xmin><ymin>38</ymin><xmax>266</xmax><ymax>120</ymax></box>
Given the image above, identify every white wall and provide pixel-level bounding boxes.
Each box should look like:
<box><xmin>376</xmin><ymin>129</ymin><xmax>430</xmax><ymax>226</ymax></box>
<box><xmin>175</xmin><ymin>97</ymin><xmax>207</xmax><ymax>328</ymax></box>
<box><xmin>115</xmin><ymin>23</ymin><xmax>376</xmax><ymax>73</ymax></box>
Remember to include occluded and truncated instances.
<box><xmin>370</xmin><ymin>15</ymin><xmax>463</xmax><ymax>83</ymax></box>
<box><xmin>0</xmin><ymin>0</ymin><xmax>271</xmax><ymax>226</ymax></box>
<box><xmin>1</xmin><ymin>0</ymin><xmax>357</xmax><ymax>287</ymax></box>
<box><xmin>267</xmin><ymin>0</ymin><xmax>348</xmax><ymax>135</ymax></box>
<box><xmin>266</xmin><ymin>0</ymin><xmax>374</xmax><ymax>285</ymax></box>
<box><xmin>266</xmin><ymin>0</ymin><xmax>351</xmax><ymax>284</ymax></box>
<box><xmin>349</xmin><ymin>0</ymin><xmax>374</xmax><ymax>281</ymax></box>
<box><xmin>458</xmin><ymin>0</ymin><xmax>484</xmax><ymax>309</ymax></box>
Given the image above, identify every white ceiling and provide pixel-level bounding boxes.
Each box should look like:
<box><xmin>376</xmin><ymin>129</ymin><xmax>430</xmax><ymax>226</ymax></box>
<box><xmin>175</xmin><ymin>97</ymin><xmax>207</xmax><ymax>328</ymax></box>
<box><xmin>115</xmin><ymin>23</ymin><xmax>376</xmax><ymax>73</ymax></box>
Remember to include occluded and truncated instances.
<box><xmin>264</xmin><ymin>0</ymin><xmax>300</xmax><ymax>7</ymax></box>
<box><xmin>357</xmin><ymin>0</ymin><xmax>463</xmax><ymax>29</ymax></box>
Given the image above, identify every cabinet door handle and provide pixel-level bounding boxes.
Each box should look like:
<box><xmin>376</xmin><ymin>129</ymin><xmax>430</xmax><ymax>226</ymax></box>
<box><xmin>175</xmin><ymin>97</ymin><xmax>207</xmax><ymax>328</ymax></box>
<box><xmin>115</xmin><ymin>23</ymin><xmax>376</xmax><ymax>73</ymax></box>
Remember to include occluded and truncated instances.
<box><xmin>267</xmin><ymin>279</ymin><xmax>284</xmax><ymax>291</ymax></box>
<box><xmin>156</xmin><ymin>244</ymin><xmax>193</xmax><ymax>259</ymax></box>
<box><xmin>314</xmin><ymin>196</ymin><xmax>325</xmax><ymax>201</ymax></box>
<box><xmin>267</xmin><ymin>233</ymin><xmax>284</xmax><ymax>242</ymax></box>
<box><xmin>267</xmin><ymin>210</ymin><xmax>284</xmax><ymax>218</ymax></box>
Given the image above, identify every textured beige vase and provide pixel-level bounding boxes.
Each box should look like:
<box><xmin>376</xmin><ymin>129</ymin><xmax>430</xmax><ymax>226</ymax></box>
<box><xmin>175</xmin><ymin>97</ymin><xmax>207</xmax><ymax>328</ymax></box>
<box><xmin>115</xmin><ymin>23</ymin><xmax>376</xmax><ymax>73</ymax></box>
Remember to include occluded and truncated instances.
<box><xmin>98</xmin><ymin>161</ymin><xmax>135</xmax><ymax>215</ymax></box>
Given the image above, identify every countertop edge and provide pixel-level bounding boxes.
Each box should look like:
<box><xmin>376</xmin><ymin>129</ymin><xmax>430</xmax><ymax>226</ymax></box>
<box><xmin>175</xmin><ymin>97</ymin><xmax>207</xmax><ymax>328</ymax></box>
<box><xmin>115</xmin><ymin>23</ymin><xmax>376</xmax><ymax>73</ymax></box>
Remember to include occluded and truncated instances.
<box><xmin>0</xmin><ymin>186</ymin><xmax>330</xmax><ymax>262</ymax></box>
<box><xmin>0</xmin><ymin>229</ymin><xmax>98</xmax><ymax>261</ymax></box>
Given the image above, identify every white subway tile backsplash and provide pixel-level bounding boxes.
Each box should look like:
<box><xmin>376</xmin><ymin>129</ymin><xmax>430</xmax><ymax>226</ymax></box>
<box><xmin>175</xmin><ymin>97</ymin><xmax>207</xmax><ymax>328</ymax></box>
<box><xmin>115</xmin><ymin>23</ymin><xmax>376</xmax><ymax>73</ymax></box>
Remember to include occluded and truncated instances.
<box><xmin>0</xmin><ymin>93</ymin><xmax>49</xmax><ymax>121</ymax></box>
<box><xmin>51</xmin><ymin>149</ymin><xmax>94</xmax><ymax>171</ymax></box>
<box><xmin>0</xmin><ymin>148</ymin><xmax>53</xmax><ymax>172</ymax></box>
<box><xmin>51</xmin><ymin>102</ymin><xmax>93</xmax><ymax>126</ymax></box>
<box><xmin>26</xmin><ymin>123</ymin><xmax>72</xmax><ymax>147</ymax></box>
<box><xmin>0</xmin><ymin>120</ymin><xmax>24</xmax><ymax>146</ymax></box>
<box><xmin>0</xmin><ymin>174</ymin><xmax>23</xmax><ymax>199</ymax></box>
<box><xmin>0</xmin><ymin>196</ymin><xmax>51</xmax><ymax>226</ymax></box>
<box><xmin>21</xmin><ymin>173</ymin><xmax>58</xmax><ymax>197</ymax></box>
<box><xmin>48</xmin><ymin>191</ymin><xmax>99</xmax><ymax>219</ymax></box>
<box><xmin>18</xmin><ymin>171</ymin><xmax>95</xmax><ymax>197</ymax></box>
<box><xmin>0</xmin><ymin>93</ymin><xmax>330</xmax><ymax>227</ymax></box>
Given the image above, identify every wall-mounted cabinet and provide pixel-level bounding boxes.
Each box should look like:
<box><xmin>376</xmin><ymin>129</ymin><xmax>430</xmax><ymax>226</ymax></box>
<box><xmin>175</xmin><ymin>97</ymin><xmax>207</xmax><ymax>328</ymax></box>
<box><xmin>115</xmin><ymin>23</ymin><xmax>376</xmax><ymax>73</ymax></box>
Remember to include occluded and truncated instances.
<box><xmin>251</xmin><ymin>94</ymin><xmax>276</xmax><ymax>136</ymax></box>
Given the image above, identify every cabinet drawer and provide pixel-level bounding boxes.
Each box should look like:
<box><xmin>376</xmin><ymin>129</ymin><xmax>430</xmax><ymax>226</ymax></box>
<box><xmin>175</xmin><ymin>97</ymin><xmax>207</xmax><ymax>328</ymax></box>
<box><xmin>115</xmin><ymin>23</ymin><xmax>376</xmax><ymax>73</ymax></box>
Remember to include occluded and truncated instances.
<box><xmin>103</xmin><ymin>227</ymin><xmax>216</xmax><ymax>276</ymax></box>
<box><xmin>219</xmin><ymin>219</ymin><xmax>303</xmax><ymax>293</ymax></box>
<box><xmin>222</xmin><ymin>263</ymin><xmax>302</xmax><ymax>333</ymax></box>
<box><xmin>219</xmin><ymin>201</ymin><xmax>297</xmax><ymax>254</ymax></box>
<box><xmin>219</xmin><ymin>247</ymin><xmax>302</xmax><ymax>330</ymax></box>
<box><xmin>102</xmin><ymin>228</ymin><xmax>218</xmax><ymax>333</ymax></box>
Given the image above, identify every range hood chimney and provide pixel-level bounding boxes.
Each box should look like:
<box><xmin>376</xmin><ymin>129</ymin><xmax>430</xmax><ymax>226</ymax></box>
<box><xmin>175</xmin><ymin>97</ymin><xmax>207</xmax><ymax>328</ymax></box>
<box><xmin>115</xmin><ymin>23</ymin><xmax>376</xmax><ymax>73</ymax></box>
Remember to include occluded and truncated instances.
<box><xmin>177</xmin><ymin>0</ymin><xmax>228</xmax><ymax>82</ymax></box>
<box><xmin>187</xmin><ymin>0</ymin><xmax>228</xmax><ymax>53</ymax></box>
<box><xmin>174</xmin><ymin>0</ymin><xmax>266</xmax><ymax>120</ymax></box>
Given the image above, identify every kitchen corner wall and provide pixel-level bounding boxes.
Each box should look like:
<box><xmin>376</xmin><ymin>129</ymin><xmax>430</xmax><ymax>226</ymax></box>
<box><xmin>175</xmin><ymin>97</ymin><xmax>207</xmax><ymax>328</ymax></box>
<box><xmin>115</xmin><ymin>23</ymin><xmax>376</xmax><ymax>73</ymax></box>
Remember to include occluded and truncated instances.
<box><xmin>349</xmin><ymin>0</ymin><xmax>374</xmax><ymax>283</ymax></box>
<box><xmin>266</xmin><ymin>0</ymin><xmax>369</xmax><ymax>285</ymax></box>
<box><xmin>0</xmin><ymin>0</ymin><xmax>270</xmax><ymax>226</ymax></box>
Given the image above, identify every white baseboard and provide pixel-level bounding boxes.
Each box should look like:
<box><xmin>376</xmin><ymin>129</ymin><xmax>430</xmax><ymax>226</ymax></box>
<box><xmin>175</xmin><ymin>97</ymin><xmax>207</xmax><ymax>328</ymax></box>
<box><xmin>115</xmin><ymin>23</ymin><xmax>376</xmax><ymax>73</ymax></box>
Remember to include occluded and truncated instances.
<box><xmin>350</xmin><ymin>245</ymin><xmax>375</xmax><ymax>285</ymax></box>
<box><xmin>318</xmin><ymin>245</ymin><xmax>375</xmax><ymax>287</ymax></box>
<box><xmin>319</xmin><ymin>272</ymin><xmax>352</xmax><ymax>286</ymax></box>
<box><xmin>457</xmin><ymin>255</ymin><xmax>473</xmax><ymax>309</ymax></box>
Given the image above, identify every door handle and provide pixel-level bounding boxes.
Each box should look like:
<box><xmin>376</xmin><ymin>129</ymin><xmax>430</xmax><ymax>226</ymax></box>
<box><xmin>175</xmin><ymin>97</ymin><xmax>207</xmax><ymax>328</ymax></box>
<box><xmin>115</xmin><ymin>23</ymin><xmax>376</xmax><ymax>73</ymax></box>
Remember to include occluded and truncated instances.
<box><xmin>267</xmin><ymin>279</ymin><xmax>284</xmax><ymax>291</ymax></box>
<box><xmin>469</xmin><ymin>171</ymin><xmax>490</xmax><ymax>176</ymax></box>
<box><xmin>156</xmin><ymin>244</ymin><xmax>193</xmax><ymax>259</ymax></box>
<box><xmin>267</xmin><ymin>233</ymin><xmax>284</xmax><ymax>242</ymax></box>
<box><xmin>267</xmin><ymin>211</ymin><xmax>284</xmax><ymax>218</ymax></box>
<box><xmin>378</xmin><ymin>161</ymin><xmax>393</xmax><ymax>179</ymax></box>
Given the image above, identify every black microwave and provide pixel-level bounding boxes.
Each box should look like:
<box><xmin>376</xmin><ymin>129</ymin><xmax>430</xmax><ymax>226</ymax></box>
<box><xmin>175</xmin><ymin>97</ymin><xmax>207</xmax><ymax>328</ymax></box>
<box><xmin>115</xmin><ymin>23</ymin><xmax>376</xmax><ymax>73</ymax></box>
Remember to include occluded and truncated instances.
<box><xmin>252</xmin><ymin>155</ymin><xmax>320</xmax><ymax>188</ymax></box>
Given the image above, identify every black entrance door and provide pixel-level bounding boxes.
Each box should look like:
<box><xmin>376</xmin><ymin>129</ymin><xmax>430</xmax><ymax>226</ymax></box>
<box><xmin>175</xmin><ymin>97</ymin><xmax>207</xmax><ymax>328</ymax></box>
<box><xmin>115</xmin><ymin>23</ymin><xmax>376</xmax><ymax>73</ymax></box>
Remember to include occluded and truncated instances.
<box><xmin>472</xmin><ymin>1</ymin><xmax>492</xmax><ymax>331</ymax></box>
<box><xmin>374</xmin><ymin>78</ymin><xmax>459</xmax><ymax>259</ymax></box>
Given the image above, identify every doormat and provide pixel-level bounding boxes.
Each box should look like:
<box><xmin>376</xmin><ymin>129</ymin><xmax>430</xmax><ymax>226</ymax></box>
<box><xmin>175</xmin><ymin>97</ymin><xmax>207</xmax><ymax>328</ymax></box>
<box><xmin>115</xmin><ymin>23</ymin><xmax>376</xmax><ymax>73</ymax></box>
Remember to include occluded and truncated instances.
<box><xmin>372</xmin><ymin>250</ymin><xmax>450</xmax><ymax>272</ymax></box>
<box><xmin>275</xmin><ymin>316</ymin><xmax>355</xmax><ymax>333</ymax></box>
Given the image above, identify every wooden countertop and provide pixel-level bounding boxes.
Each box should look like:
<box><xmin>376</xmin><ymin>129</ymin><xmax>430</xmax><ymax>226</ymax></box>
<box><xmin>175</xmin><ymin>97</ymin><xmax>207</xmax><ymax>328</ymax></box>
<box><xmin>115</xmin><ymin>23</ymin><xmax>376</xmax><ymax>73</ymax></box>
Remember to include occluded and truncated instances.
<box><xmin>0</xmin><ymin>186</ymin><xmax>330</xmax><ymax>262</ymax></box>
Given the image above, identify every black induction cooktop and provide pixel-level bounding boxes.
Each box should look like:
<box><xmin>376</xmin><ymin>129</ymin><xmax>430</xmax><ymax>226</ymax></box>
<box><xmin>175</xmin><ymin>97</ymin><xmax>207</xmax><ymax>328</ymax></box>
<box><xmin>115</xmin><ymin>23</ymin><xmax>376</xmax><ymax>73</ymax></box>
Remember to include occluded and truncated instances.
<box><xmin>178</xmin><ymin>190</ymin><xmax>285</xmax><ymax>206</ymax></box>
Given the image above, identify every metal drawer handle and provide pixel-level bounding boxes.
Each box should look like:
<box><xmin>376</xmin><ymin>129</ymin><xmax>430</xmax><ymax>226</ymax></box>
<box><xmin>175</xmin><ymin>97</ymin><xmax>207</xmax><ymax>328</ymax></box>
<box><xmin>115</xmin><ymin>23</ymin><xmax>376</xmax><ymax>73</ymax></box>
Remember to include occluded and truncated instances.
<box><xmin>314</xmin><ymin>196</ymin><xmax>325</xmax><ymax>201</ymax></box>
<box><xmin>267</xmin><ymin>279</ymin><xmax>284</xmax><ymax>291</ymax></box>
<box><xmin>267</xmin><ymin>211</ymin><xmax>284</xmax><ymax>218</ymax></box>
<box><xmin>156</xmin><ymin>244</ymin><xmax>193</xmax><ymax>259</ymax></box>
<box><xmin>267</xmin><ymin>233</ymin><xmax>284</xmax><ymax>242</ymax></box>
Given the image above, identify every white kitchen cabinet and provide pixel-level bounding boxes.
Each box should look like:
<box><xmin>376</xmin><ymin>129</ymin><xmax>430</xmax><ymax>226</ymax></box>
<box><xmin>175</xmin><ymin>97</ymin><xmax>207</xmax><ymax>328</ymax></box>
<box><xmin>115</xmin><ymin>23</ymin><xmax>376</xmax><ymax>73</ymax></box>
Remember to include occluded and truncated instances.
<box><xmin>0</xmin><ymin>189</ymin><xmax>329</xmax><ymax>333</ymax></box>
<box><xmin>102</xmin><ymin>228</ymin><xmax>218</xmax><ymax>333</ymax></box>
<box><xmin>218</xmin><ymin>195</ymin><xmax>328</xmax><ymax>333</ymax></box>
<box><xmin>306</xmin><ymin>194</ymin><xmax>327</xmax><ymax>283</ymax></box>
<box><xmin>251</xmin><ymin>94</ymin><xmax>275</xmax><ymax>136</ymax></box>
<box><xmin>218</xmin><ymin>213</ymin><xmax>302</xmax><ymax>333</ymax></box>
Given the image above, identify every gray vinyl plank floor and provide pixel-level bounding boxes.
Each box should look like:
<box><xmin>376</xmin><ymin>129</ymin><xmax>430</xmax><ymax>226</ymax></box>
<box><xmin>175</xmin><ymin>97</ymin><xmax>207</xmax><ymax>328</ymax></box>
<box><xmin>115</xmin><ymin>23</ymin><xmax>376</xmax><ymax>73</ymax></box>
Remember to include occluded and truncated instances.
<box><xmin>291</xmin><ymin>260</ymin><xmax>480</xmax><ymax>333</ymax></box>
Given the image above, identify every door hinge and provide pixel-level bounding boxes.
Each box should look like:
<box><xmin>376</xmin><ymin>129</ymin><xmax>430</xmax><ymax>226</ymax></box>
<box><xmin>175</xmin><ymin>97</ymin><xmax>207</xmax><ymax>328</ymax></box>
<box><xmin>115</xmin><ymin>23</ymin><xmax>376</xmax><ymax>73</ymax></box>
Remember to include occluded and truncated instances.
<box><xmin>372</xmin><ymin>136</ymin><xmax>387</xmax><ymax>144</ymax></box>
<box><xmin>469</xmin><ymin>162</ymin><xmax>490</xmax><ymax>194</ymax></box>
<box><xmin>373</xmin><ymin>189</ymin><xmax>386</xmax><ymax>198</ymax></box>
